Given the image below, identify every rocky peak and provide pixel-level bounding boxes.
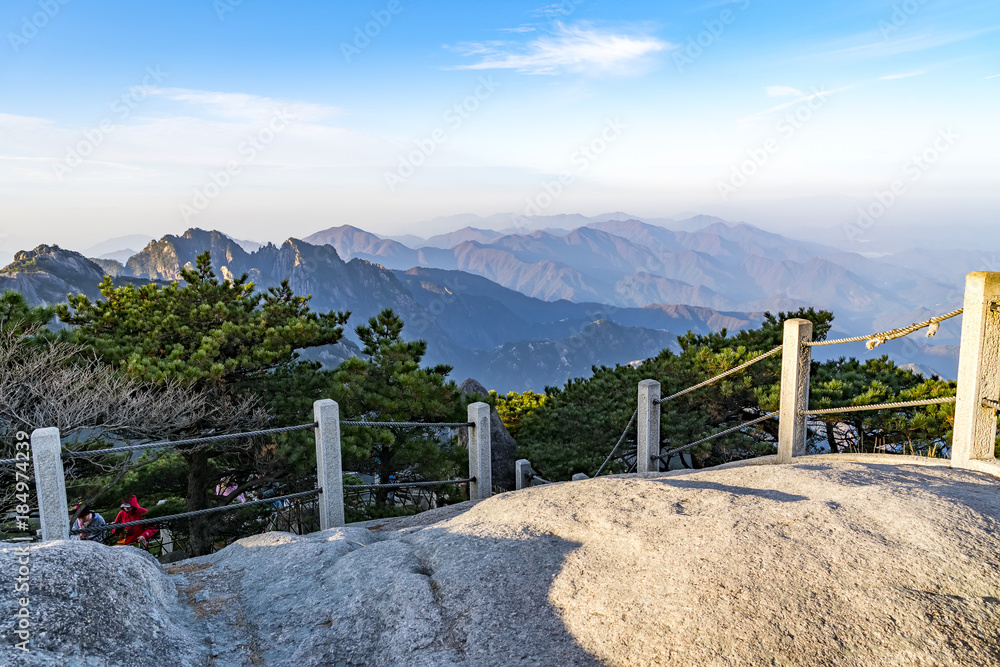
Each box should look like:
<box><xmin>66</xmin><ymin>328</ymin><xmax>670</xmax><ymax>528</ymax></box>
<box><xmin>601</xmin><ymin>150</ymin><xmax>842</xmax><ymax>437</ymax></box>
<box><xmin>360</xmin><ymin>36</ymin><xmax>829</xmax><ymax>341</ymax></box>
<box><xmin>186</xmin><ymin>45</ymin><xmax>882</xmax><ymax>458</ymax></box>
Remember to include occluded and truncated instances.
<box><xmin>0</xmin><ymin>244</ymin><xmax>107</xmax><ymax>305</ymax></box>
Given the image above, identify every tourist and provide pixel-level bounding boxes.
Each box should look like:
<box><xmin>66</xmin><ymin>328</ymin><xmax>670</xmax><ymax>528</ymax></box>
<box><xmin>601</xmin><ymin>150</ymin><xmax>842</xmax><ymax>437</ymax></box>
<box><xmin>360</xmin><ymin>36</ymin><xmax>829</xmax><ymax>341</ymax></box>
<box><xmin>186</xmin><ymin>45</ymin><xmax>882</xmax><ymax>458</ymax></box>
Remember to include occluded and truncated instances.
<box><xmin>113</xmin><ymin>495</ymin><xmax>157</xmax><ymax>548</ymax></box>
<box><xmin>73</xmin><ymin>505</ymin><xmax>108</xmax><ymax>542</ymax></box>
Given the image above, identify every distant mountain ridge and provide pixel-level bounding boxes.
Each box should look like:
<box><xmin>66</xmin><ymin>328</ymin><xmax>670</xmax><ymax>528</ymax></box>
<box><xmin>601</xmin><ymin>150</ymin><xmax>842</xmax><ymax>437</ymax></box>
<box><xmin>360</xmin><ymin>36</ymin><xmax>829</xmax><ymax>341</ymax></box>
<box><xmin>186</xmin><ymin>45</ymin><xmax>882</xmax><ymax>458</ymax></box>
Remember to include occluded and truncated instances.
<box><xmin>9</xmin><ymin>208</ymin><xmax>987</xmax><ymax>384</ymax></box>
<box><xmin>2</xmin><ymin>230</ymin><xmax>753</xmax><ymax>391</ymax></box>
<box><xmin>302</xmin><ymin>216</ymin><xmax>963</xmax><ymax>328</ymax></box>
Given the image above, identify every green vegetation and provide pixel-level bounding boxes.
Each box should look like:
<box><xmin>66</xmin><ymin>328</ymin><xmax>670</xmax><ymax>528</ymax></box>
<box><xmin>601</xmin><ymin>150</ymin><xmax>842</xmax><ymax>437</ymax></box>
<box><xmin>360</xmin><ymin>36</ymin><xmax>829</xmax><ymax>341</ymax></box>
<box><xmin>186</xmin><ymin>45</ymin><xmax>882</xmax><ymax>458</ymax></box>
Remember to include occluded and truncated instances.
<box><xmin>5</xmin><ymin>254</ymin><xmax>998</xmax><ymax>552</ymax></box>
<box><xmin>511</xmin><ymin>308</ymin><xmax>977</xmax><ymax>481</ymax></box>
<box><xmin>330</xmin><ymin>309</ymin><xmax>469</xmax><ymax>517</ymax></box>
<box><xmin>490</xmin><ymin>389</ymin><xmax>547</xmax><ymax>443</ymax></box>
<box><xmin>56</xmin><ymin>252</ymin><xmax>351</xmax><ymax>554</ymax></box>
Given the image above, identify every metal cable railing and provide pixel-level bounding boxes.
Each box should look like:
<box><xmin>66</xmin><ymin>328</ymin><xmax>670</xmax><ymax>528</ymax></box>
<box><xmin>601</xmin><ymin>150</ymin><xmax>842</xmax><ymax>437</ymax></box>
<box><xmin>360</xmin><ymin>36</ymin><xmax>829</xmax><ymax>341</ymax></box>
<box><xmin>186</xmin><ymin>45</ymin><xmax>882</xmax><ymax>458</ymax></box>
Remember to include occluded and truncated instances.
<box><xmin>343</xmin><ymin>478</ymin><xmax>473</xmax><ymax>492</ymax></box>
<box><xmin>592</xmin><ymin>409</ymin><xmax>638</xmax><ymax>477</ymax></box>
<box><xmin>60</xmin><ymin>422</ymin><xmax>317</xmax><ymax>460</ymax></box>
<box><xmin>653</xmin><ymin>345</ymin><xmax>783</xmax><ymax>405</ymax></box>
<box><xmin>805</xmin><ymin>308</ymin><xmax>963</xmax><ymax>349</ymax></box>
<box><xmin>525</xmin><ymin>472</ymin><xmax>552</xmax><ymax>485</ymax></box>
<box><xmin>652</xmin><ymin>411</ymin><xmax>780</xmax><ymax>463</ymax></box>
<box><xmin>71</xmin><ymin>488</ymin><xmax>322</xmax><ymax>534</ymax></box>
<box><xmin>341</xmin><ymin>421</ymin><xmax>474</xmax><ymax>428</ymax></box>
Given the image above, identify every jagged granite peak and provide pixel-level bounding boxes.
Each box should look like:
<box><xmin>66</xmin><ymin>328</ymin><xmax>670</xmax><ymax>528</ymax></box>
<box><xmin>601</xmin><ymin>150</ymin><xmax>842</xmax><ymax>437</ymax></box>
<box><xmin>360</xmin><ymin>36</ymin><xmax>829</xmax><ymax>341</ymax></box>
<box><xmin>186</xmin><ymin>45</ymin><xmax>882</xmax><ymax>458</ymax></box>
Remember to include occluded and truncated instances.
<box><xmin>0</xmin><ymin>244</ymin><xmax>109</xmax><ymax>305</ymax></box>
<box><xmin>126</xmin><ymin>228</ymin><xmax>252</xmax><ymax>281</ymax></box>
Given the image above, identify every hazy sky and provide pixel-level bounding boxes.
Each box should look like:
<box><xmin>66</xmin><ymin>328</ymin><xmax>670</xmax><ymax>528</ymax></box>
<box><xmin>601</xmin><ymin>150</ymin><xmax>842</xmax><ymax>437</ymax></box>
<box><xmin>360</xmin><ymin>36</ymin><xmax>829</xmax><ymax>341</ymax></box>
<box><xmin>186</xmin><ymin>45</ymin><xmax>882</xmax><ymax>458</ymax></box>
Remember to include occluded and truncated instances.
<box><xmin>1</xmin><ymin>0</ymin><xmax>998</xmax><ymax>253</ymax></box>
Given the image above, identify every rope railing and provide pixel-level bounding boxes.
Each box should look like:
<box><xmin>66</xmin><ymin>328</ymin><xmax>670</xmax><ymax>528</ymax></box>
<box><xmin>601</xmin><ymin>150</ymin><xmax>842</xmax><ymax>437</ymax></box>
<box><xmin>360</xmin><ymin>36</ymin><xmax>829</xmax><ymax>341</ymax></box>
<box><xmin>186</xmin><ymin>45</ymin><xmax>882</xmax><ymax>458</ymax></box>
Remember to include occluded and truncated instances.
<box><xmin>805</xmin><ymin>308</ymin><xmax>963</xmax><ymax>350</ymax></box>
<box><xmin>653</xmin><ymin>345</ymin><xmax>783</xmax><ymax>405</ymax></box>
<box><xmin>343</xmin><ymin>478</ymin><xmax>473</xmax><ymax>492</ymax></box>
<box><xmin>593</xmin><ymin>409</ymin><xmax>638</xmax><ymax>477</ymax></box>
<box><xmin>983</xmin><ymin>397</ymin><xmax>1000</xmax><ymax>412</ymax></box>
<box><xmin>652</xmin><ymin>411</ymin><xmax>780</xmax><ymax>462</ymax></box>
<box><xmin>70</xmin><ymin>488</ymin><xmax>322</xmax><ymax>534</ymax></box>
<box><xmin>525</xmin><ymin>472</ymin><xmax>552</xmax><ymax>485</ymax></box>
<box><xmin>800</xmin><ymin>396</ymin><xmax>957</xmax><ymax>416</ymax></box>
<box><xmin>61</xmin><ymin>422</ymin><xmax>318</xmax><ymax>460</ymax></box>
<box><xmin>340</xmin><ymin>421</ymin><xmax>474</xmax><ymax>428</ymax></box>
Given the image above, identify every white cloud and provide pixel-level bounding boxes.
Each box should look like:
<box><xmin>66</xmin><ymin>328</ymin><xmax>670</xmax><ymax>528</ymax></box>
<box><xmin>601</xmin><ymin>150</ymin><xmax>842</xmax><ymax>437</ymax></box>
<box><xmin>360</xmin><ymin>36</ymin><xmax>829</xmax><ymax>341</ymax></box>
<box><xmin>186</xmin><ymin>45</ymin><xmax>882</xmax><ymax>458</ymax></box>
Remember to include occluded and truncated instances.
<box><xmin>148</xmin><ymin>88</ymin><xmax>341</xmax><ymax>123</ymax></box>
<box><xmin>879</xmin><ymin>71</ymin><xmax>925</xmax><ymax>80</ymax></box>
<box><xmin>449</xmin><ymin>22</ymin><xmax>671</xmax><ymax>75</ymax></box>
<box><xmin>986</xmin><ymin>73</ymin><xmax>1000</xmax><ymax>79</ymax></box>
<box><xmin>499</xmin><ymin>26</ymin><xmax>537</xmax><ymax>34</ymax></box>
<box><xmin>765</xmin><ymin>86</ymin><xmax>804</xmax><ymax>97</ymax></box>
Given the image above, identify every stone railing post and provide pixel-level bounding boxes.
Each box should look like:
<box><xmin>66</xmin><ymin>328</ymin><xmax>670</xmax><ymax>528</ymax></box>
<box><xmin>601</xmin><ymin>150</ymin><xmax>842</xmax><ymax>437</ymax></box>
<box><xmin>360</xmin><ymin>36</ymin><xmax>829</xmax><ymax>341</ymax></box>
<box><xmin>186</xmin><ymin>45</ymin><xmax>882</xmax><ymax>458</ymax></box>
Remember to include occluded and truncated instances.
<box><xmin>31</xmin><ymin>427</ymin><xmax>69</xmax><ymax>541</ymax></box>
<box><xmin>777</xmin><ymin>318</ymin><xmax>813</xmax><ymax>464</ymax></box>
<box><xmin>467</xmin><ymin>402</ymin><xmax>492</xmax><ymax>500</ymax></box>
<box><xmin>314</xmin><ymin>399</ymin><xmax>345</xmax><ymax>529</ymax></box>
<box><xmin>637</xmin><ymin>379</ymin><xmax>661</xmax><ymax>473</ymax></box>
<box><xmin>515</xmin><ymin>459</ymin><xmax>531</xmax><ymax>491</ymax></box>
<box><xmin>951</xmin><ymin>272</ymin><xmax>1000</xmax><ymax>467</ymax></box>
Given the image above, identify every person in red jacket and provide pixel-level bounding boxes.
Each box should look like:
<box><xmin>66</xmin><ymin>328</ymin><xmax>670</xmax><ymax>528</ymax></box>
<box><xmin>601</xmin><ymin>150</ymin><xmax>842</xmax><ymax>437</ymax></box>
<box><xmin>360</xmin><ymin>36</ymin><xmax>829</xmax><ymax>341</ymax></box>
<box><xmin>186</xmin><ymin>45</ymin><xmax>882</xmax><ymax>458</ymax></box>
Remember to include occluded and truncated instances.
<box><xmin>113</xmin><ymin>495</ymin><xmax>157</xmax><ymax>548</ymax></box>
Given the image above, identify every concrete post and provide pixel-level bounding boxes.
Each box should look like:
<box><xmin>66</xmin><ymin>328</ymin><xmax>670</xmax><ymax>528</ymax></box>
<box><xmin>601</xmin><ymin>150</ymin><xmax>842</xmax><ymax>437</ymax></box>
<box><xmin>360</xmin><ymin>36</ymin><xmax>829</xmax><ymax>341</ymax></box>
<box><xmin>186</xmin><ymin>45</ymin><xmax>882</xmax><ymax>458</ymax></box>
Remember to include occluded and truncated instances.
<box><xmin>777</xmin><ymin>319</ymin><xmax>813</xmax><ymax>464</ymax></box>
<box><xmin>314</xmin><ymin>399</ymin><xmax>344</xmax><ymax>529</ymax></box>
<box><xmin>515</xmin><ymin>459</ymin><xmax>531</xmax><ymax>491</ymax></box>
<box><xmin>31</xmin><ymin>428</ymin><xmax>69</xmax><ymax>542</ymax></box>
<box><xmin>468</xmin><ymin>402</ymin><xmax>492</xmax><ymax>500</ymax></box>
<box><xmin>637</xmin><ymin>380</ymin><xmax>661</xmax><ymax>473</ymax></box>
<box><xmin>571</xmin><ymin>473</ymin><xmax>590</xmax><ymax>481</ymax></box>
<box><xmin>952</xmin><ymin>272</ymin><xmax>1000</xmax><ymax>467</ymax></box>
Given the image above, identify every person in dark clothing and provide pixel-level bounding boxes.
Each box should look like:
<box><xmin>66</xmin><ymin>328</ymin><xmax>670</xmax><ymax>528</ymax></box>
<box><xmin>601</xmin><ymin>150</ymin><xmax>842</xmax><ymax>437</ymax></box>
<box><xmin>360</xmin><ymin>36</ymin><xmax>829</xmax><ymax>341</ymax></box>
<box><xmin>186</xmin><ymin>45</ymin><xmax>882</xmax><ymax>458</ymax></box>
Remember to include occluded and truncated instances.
<box><xmin>73</xmin><ymin>505</ymin><xmax>108</xmax><ymax>542</ymax></box>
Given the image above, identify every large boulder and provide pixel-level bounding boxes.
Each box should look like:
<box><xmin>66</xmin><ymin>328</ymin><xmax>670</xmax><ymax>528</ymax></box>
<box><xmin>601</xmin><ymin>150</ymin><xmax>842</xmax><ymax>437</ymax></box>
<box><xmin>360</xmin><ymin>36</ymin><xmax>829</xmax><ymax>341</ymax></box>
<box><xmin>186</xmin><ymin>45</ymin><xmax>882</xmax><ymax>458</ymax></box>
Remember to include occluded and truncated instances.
<box><xmin>0</xmin><ymin>540</ymin><xmax>204</xmax><ymax>666</ymax></box>
<box><xmin>457</xmin><ymin>377</ymin><xmax>517</xmax><ymax>492</ymax></box>
<box><xmin>6</xmin><ymin>461</ymin><xmax>1000</xmax><ymax>665</ymax></box>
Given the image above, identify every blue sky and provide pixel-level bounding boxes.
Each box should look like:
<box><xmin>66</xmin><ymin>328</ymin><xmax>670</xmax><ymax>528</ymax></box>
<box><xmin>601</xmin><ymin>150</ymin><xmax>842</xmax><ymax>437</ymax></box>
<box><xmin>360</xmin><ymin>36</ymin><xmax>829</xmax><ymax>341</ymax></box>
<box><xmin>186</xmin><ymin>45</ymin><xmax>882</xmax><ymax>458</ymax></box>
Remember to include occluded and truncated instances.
<box><xmin>0</xmin><ymin>0</ymin><xmax>998</xmax><ymax>252</ymax></box>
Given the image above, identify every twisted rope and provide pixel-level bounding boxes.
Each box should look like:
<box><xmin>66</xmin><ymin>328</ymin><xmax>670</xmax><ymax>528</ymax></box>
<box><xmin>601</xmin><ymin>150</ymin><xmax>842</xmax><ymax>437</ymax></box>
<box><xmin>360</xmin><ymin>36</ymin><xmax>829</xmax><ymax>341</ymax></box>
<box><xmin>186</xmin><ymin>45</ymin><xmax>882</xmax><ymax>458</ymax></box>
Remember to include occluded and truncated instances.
<box><xmin>653</xmin><ymin>345</ymin><xmax>783</xmax><ymax>405</ymax></box>
<box><xmin>593</xmin><ymin>409</ymin><xmax>638</xmax><ymax>477</ymax></box>
<box><xmin>71</xmin><ymin>488</ymin><xmax>322</xmax><ymax>534</ymax></box>
<box><xmin>654</xmin><ymin>411</ymin><xmax>780</xmax><ymax>461</ymax></box>
<box><xmin>341</xmin><ymin>421</ymin><xmax>474</xmax><ymax>428</ymax></box>
<box><xmin>0</xmin><ymin>455</ymin><xmax>28</xmax><ymax>467</ymax></box>
<box><xmin>343</xmin><ymin>478</ymin><xmax>472</xmax><ymax>492</ymax></box>
<box><xmin>800</xmin><ymin>396</ymin><xmax>956</xmax><ymax>416</ymax></box>
<box><xmin>525</xmin><ymin>472</ymin><xmax>552</xmax><ymax>485</ymax></box>
<box><xmin>805</xmin><ymin>308</ymin><xmax>963</xmax><ymax>349</ymax></box>
<box><xmin>61</xmin><ymin>423</ymin><xmax>317</xmax><ymax>460</ymax></box>
<box><xmin>984</xmin><ymin>397</ymin><xmax>1000</xmax><ymax>411</ymax></box>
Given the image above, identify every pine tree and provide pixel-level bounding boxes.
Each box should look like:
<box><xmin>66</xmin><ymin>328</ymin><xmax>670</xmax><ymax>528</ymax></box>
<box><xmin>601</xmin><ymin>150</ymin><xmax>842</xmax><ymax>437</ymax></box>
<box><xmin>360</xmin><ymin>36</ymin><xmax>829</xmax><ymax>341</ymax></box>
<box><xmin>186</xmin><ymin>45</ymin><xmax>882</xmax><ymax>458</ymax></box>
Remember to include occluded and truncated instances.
<box><xmin>57</xmin><ymin>252</ymin><xmax>349</xmax><ymax>554</ymax></box>
<box><xmin>329</xmin><ymin>309</ymin><xmax>466</xmax><ymax>513</ymax></box>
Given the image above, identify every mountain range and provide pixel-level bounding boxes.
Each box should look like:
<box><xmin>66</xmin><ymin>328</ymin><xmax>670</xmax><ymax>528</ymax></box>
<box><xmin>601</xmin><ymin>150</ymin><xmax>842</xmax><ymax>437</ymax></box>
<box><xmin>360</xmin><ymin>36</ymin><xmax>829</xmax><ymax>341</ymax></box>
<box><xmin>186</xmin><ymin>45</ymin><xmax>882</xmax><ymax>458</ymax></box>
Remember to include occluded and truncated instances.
<box><xmin>2</xmin><ymin>212</ymin><xmax>987</xmax><ymax>389</ymax></box>
<box><xmin>1</xmin><ymin>231</ymin><xmax>751</xmax><ymax>391</ymax></box>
